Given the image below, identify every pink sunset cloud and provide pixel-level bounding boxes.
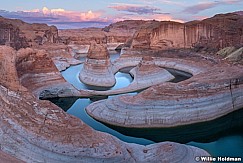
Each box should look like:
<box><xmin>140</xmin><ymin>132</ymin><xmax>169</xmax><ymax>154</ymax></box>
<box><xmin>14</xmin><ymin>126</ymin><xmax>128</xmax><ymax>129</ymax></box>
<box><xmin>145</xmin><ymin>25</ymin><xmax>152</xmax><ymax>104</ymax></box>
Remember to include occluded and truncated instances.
<box><xmin>108</xmin><ymin>3</ymin><xmax>183</xmax><ymax>23</ymax></box>
<box><xmin>183</xmin><ymin>0</ymin><xmax>242</xmax><ymax>14</ymax></box>
<box><xmin>0</xmin><ymin>5</ymin><xmax>185</xmax><ymax>29</ymax></box>
<box><xmin>108</xmin><ymin>3</ymin><xmax>163</xmax><ymax>15</ymax></box>
<box><xmin>24</xmin><ymin>7</ymin><xmax>105</xmax><ymax>22</ymax></box>
<box><xmin>0</xmin><ymin>7</ymin><xmax>112</xmax><ymax>28</ymax></box>
<box><xmin>110</xmin><ymin>13</ymin><xmax>184</xmax><ymax>23</ymax></box>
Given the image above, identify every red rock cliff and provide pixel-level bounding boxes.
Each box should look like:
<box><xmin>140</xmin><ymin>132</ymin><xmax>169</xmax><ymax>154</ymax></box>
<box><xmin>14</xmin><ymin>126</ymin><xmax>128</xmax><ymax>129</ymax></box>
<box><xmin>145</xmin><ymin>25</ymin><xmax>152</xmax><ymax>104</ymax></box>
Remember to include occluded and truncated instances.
<box><xmin>0</xmin><ymin>16</ymin><xmax>58</xmax><ymax>49</ymax></box>
<box><xmin>131</xmin><ymin>13</ymin><xmax>243</xmax><ymax>51</ymax></box>
<box><xmin>59</xmin><ymin>20</ymin><xmax>145</xmax><ymax>45</ymax></box>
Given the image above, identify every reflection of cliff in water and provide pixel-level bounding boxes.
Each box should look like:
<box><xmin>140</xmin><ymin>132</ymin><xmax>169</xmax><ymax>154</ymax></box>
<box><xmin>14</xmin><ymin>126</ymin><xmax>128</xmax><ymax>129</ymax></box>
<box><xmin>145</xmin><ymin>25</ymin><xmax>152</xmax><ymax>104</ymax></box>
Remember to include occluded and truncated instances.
<box><xmin>103</xmin><ymin>108</ymin><xmax>243</xmax><ymax>144</ymax></box>
<box><xmin>49</xmin><ymin>96</ymin><xmax>243</xmax><ymax>145</ymax></box>
<box><xmin>48</xmin><ymin>97</ymin><xmax>78</xmax><ymax>112</ymax></box>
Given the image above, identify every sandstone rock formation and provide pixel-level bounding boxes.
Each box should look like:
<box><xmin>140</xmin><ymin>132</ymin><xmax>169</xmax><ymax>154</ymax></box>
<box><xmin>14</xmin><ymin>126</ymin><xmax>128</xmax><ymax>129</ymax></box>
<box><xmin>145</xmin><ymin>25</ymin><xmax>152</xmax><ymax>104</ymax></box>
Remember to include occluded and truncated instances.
<box><xmin>15</xmin><ymin>47</ymin><xmax>84</xmax><ymax>99</ymax></box>
<box><xmin>0</xmin><ymin>16</ymin><xmax>58</xmax><ymax>49</ymax></box>
<box><xmin>2</xmin><ymin>12</ymin><xmax>243</xmax><ymax>162</ymax></box>
<box><xmin>130</xmin><ymin>13</ymin><xmax>243</xmax><ymax>51</ymax></box>
<box><xmin>83</xmin><ymin>56</ymin><xmax>175</xmax><ymax>96</ymax></box>
<box><xmin>129</xmin><ymin>57</ymin><xmax>175</xmax><ymax>86</ymax></box>
<box><xmin>59</xmin><ymin>13</ymin><xmax>243</xmax><ymax>56</ymax></box>
<box><xmin>86</xmin><ymin>49</ymin><xmax>243</xmax><ymax>128</ymax></box>
<box><xmin>59</xmin><ymin>20</ymin><xmax>145</xmax><ymax>51</ymax></box>
<box><xmin>79</xmin><ymin>43</ymin><xmax>116</xmax><ymax>87</ymax></box>
<box><xmin>0</xmin><ymin>46</ymin><xmax>27</xmax><ymax>92</ymax></box>
<box><xmin>53</xmin><ymin>57</ymin><xmax>82</xmax><ymax>71</ymax></box>
<box><xmin>216</xmin><ymin>46</ymin><xmax>243</xmax><ymax>64</ymax></box>
<box><xmin>0</xmin><ymin>46</ymin><xmax>210</xmax><ymax>162</ymax></box>
<box><xmin>216</xmin><ymin>46</ymin><xmax>237</xmax><ymax>57</ymax></box>
<box><xmin>0</xmin><ymin>151</ymin><xmax>24</xmax><ymax>163</ymax></box>
<box><xmin>224</xmin><ymin>47</ymin><xmax>243</xmax><ymax>62</ymax></box>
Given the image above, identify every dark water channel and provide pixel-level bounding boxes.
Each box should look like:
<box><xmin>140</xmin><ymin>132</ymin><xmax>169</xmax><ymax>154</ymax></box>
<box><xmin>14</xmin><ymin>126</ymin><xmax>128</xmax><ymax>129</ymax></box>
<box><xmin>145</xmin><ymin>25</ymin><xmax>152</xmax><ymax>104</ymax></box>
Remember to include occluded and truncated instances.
<box><xmin>49</xmin><ymin>52</ymin><xmax>243</xmax><ymax>162</ymax></box>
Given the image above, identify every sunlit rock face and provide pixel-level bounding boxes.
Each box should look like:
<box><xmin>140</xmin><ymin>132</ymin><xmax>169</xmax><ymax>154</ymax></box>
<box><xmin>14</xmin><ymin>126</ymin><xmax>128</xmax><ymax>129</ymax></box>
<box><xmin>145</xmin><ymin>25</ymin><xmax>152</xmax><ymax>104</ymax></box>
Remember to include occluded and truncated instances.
<box><xmin>131</xmin><ymin>13</ymin><xmax>243</xmax><ymax>51</ymax></box>
<box><xmin>79</xmin><ymin>43</ymin><xmax>116</xmax><ymax>87</ymax></box>
<box><xmin>0</xmin><ymin>16</ymin><xmax>58</xmax><ymax>50</ymax></box>
<box><xmin>0</xmin><ymin>46</ymin><xmax>27</xmax><ymax>92</ymax></box>
<box><xmin>59</xmin><ymin>20</ymin><xmax>145</xmax><ymax>51</ymax></box>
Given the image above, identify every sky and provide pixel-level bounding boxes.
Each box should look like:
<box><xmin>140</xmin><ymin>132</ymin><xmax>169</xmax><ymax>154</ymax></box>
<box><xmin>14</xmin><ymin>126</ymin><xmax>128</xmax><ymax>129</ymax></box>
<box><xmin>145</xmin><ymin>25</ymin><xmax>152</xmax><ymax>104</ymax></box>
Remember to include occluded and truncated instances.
<box><xmin>0</xmin><ymin>0</ymin><xmax>242</xmax><ymax>29</ymax></box>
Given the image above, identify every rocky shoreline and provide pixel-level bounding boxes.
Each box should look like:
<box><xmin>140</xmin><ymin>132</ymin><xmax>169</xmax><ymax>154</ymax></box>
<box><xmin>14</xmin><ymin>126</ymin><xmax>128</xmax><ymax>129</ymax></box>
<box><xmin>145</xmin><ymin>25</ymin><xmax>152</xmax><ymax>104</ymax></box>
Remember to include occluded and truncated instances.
<box><xmin>0</xmin><ymin>45</ymin><xmax>210</xmax><ymax>162</ymax></box>
<box><xmin>1</xmin><ymin>12</ymin><xmax>243</xmax><ymax>162</ymax></box>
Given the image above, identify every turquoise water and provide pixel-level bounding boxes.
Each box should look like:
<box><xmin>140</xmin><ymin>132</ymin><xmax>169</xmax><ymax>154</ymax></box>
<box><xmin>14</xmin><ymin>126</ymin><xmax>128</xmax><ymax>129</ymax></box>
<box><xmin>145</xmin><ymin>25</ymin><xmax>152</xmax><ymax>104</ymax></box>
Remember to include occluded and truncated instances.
<box><xmin>61</xmin><ymin>64</ymin><xmax>132</xmax><ymax>90</ymax></box>
<box><xmin>50</xmin><ymin>96</ymin><xmax>243</xmax><ymax>161</ymax></box>
<box><xmin>188</xmin><ymin>136</ymin><xmax>243</xmax><ymax>163</ymax></box>
<box><xmin>61</xmin><ymin>51</ymin><xmax>132</xmax><ymax>91</ymax></box>
<box><xmin>52</xmin><ymin>51</ymin><xmax>243</xmax><ymax>161</ymax></box>
<box><xmin>67</xmin><ymin>98</ymin><xmax>153</xmax><ymax>145</ymax></box>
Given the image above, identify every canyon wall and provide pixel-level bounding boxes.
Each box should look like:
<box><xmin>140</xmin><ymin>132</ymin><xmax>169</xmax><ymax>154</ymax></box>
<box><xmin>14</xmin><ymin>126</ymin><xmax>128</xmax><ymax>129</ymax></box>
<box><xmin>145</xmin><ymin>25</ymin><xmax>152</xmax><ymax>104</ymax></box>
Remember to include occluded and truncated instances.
<box><xmin>131</xmin><ymin>13</ymin><xmax>243</xmax><ymax>51</ymax></box>
<box><xmin>0</xmin><ymin>16</ymin><xmax>58</xmax><ymax>49</ymax></box>
<box><xmin>59</xmin><ymin>20</ymin><xmax>145</xmax><ymax>47</ymax></box>
<box><xmin>2</xmin><ymin>12</ymin><xmax>241</xmax><ymax>52</ymax></box>
<box><xmin>0</xmin><ymin>46</ymin><xmax>26</xmax><ymax>91</ymax></box>
<box><xmin>0</xmin><ymin>45</ymin><xmax>210</xmax><ymax>163</ymax></box>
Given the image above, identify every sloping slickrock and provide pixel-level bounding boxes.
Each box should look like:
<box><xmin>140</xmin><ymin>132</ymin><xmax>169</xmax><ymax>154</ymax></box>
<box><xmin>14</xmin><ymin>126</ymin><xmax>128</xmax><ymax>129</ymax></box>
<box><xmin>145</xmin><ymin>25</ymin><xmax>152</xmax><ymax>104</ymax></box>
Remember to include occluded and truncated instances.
<box><xmin>0</xmin><ymin>45</ymin><xmax>210</xmax><ymax>162</ymax></box>
<box><xmin>86</xmin><ymin>50</ymin><xmax>243</xmax><ymax>128</ymax></box>
<box><xmin>68</xmin><ymin>44</ymin><xmax>90</xmax><ymax>57</ymax></box>
<box><xmin>88</xmin><ymin>57</ymin><xmax>175</xmax><ymax>96</ymax></box>
<box><xmin>13</xmin><ymin>47</ymin><xmax>85</xmax><ymax>98</ymax></box>
<box><xmin>79</xmin><ymin>43</ymin><xmax>115</xmax><ymax>87</ymax></box>
<box><xmin>129</xmin><ymin>57</ymin><xmax>175</xmax><ymax>87</ymax></box>
<box><xmin>216</xmin><ymin>46</ymin><xmax>237</xmax><ymax>57</ymax></box>
<box><xmin>224</xmin><ymin>47</ymin><xmax>243</xmax><ymax>62</ymax></box>
<box><xmin>52</xmin><ymin>57</ymin><xmax>82</xmax><ymax>71</ymax></box>
<box><xmin>0</xmin><ymin>151</ymin><xmax>24</xmax><ymax>163</ymax></box>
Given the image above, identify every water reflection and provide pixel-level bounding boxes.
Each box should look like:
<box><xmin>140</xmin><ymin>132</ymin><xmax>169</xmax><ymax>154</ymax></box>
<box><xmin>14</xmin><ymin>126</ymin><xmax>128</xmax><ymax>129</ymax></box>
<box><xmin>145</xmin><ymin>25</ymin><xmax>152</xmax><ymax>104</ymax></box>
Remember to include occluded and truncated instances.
<box><xmin>50</xmin><ymin>97</ymin><xmax>243</xmax><ymax>159</ymax></box>
<box><xmin>50</xmin><ymin>97</ymin><xmax>154</xmax><ymax>145</ymax></box>
<box><xmin>61</xmin><ymin>64</ymin><xmax>133</xmax><ymax>91</ymax></box>
<box><xmin>53</xmin><ymin>50</ymin><xmax>243</xmax><ymax>159</ymax></box>
<box><xmin>61</xmin><ymin>52</ymin><xmax>133</xmax><ymax>91</ymax></box>
<box><xmin>104</xmin><ymin>109</ymin><xmax>243</xmax><ymax>144</ymax></box>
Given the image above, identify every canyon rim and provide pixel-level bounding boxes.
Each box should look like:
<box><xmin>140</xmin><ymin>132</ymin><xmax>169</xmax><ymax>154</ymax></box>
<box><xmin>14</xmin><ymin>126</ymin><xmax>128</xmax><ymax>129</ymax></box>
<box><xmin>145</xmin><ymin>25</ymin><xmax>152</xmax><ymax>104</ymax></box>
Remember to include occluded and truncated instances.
<box><xmin>0</xmin><ymin>1</ymin><xmax>243</xmax><ymax>163</ymax></box>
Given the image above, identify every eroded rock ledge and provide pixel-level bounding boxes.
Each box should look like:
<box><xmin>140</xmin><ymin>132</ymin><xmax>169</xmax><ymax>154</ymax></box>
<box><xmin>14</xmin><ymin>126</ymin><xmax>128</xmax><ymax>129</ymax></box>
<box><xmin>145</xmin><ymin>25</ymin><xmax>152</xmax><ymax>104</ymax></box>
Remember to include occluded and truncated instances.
<box><xmin>79</xmin><ymin>43</ymin><xmax>116</xmax><ymax>87</ymax></box>
<box><xmin>86</xmin><ymin>49</ymin><xmax>243</xmax><ymax>128</ymax></box>
<box><xmin>0</xmin><ymin>46</ymin><xmax>209</xmax><ymax>162</ymax></box>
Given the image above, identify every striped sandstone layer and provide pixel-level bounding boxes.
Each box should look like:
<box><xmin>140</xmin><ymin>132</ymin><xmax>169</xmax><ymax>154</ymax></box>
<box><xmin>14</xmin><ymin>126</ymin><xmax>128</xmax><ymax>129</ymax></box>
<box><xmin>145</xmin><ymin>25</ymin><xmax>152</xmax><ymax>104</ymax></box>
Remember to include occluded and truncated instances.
<box><xmin>0</xmin><ymin>46</ymin><xmax>210</xmax><ymax>162</ymax></box>
<box><xmin>79</xmin><ymin>43</ymin><xmax>116</xmax><ymax>87</ymax></box>
<box><xmin>86</xmin><ymin>49</ymin><xmax>243</xmax><ymax>128</ymax></box>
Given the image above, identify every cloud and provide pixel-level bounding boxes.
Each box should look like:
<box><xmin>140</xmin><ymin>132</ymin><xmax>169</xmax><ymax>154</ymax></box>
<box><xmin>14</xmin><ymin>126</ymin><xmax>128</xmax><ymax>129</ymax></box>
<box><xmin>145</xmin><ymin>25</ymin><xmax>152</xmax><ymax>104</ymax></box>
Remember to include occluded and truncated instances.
<box><xmin>109</xmin><ymin>3</ymin><xmax>168</xmax><ymax>15</ymax></box>
<box><xmin>0</xmin><ymin>7</ymin><xmax>109</xmax><ymax>29</ymax></box>
<box><xmin>183</xmin><ymin>2</ymin><xmax>219</xmax><ymax>14</ymax></box>
<box><xmin>223</xmin><ymin>0</ymin><xmax>242</xmax><ymax>4</ymax></box>
<box><xmin>110</xmin><ymin>12</ymin><xmax>183</xmax><ymax>23</ymax></box>
<box><xmin>183</xmin><ymin>0</ymin><xmax>242</xmax><ymax>14</ymax></box>
<box><xmin>135</xmin><ymin>0</ymin><xmax>184</xmax><ymax>6</ymax></box>
<box><xmin>0</xmin><ymin>4</ymin><xmax>185</xmax><ymax>29</ymax></box>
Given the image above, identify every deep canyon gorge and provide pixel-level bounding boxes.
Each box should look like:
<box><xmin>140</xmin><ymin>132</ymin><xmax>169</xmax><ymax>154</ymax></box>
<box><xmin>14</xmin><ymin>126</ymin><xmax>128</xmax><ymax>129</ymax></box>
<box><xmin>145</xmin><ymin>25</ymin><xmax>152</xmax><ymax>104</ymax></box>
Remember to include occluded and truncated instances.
<box><xmin>0</xmin><ymin>11</ymin><xmax>243</xmax><ymax>163</ymax></box>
